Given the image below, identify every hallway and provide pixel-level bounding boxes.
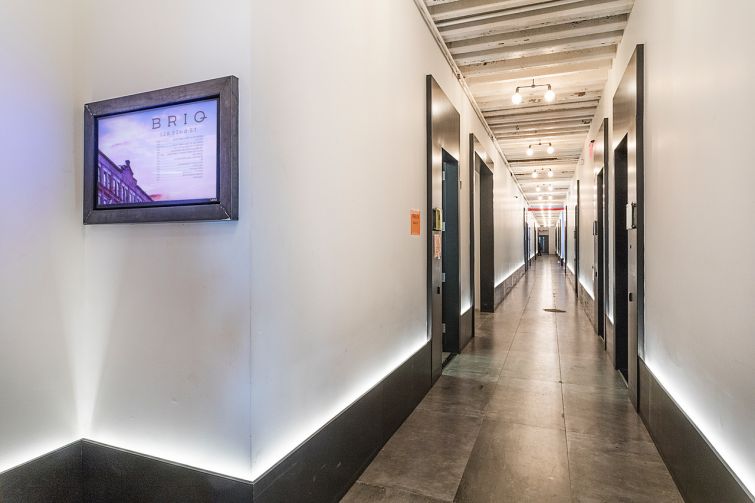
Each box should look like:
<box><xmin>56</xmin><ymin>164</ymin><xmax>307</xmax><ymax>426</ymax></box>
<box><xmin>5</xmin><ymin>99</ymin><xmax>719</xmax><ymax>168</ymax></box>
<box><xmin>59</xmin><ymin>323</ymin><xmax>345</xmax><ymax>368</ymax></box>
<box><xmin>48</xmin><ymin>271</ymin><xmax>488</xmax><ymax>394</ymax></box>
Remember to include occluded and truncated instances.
<box><xmin>343</xmin><ymin>256</ymin><xmax>681</xmax><ymax>502</ymax></box>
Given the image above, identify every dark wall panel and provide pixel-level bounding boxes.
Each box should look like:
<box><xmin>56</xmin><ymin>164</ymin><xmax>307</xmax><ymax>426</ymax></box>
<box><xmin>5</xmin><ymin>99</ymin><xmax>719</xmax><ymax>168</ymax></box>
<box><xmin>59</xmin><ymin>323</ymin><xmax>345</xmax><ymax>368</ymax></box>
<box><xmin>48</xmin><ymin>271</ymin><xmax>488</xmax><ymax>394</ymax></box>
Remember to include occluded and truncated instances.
<box><xmin>0</xmin><ymin>441</ymin><xmax>82</xmax><ymax>503</ymax></box>
<box><xmin>82</xmin><ymin>441</ymin><xmax>252</xmax><ymax>503</ymax></box>
<box><xmin>253</xmin><ymin>342</ymin><xmax>432</xmax><ymax>503</ymax></box>
<box><xmin>2</xmin><ymin>343</ymin><xmax>433</xmax><ymax>503</ymax></box>
<box><xmin>639</xmin><ymin>360</ymin><xmax>752</xmax><ymax>503</ymax></box>
<box><xmin>459</xmin><ymin>308</ymin><xmax>473</xmax><ymax>352</ymax></box>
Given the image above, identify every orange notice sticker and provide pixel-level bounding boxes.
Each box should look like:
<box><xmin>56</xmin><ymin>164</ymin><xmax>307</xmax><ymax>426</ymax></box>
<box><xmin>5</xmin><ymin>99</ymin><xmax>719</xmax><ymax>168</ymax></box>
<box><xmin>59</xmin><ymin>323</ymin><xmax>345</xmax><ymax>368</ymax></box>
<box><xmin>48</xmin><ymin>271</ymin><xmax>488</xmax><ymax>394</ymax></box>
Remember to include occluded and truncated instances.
<box><xmin>410</xmin><ymin>209</ymin><xmax>421</xmax><ymax>236</ymax></box>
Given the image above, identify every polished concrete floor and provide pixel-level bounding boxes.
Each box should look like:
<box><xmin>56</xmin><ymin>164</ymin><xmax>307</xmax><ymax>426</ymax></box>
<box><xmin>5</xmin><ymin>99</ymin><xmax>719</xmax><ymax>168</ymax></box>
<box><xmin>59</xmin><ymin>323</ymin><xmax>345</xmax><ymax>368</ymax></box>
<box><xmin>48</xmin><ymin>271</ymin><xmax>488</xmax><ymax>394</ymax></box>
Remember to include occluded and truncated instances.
<box><xmin>342</xmin><ymin>256</ymin><xmax>682</xmax><ymax>502</ymax></box>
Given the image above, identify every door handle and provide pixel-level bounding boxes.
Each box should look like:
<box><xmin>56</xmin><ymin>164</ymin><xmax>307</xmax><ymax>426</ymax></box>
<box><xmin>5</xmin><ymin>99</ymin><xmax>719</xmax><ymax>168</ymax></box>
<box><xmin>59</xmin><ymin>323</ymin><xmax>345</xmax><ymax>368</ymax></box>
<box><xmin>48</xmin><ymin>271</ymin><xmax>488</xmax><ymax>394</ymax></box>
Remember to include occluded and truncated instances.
<box><xmin>628</xmin><ymin>292</ymin><xmax>633</xmax><ymax>302</ymax></box>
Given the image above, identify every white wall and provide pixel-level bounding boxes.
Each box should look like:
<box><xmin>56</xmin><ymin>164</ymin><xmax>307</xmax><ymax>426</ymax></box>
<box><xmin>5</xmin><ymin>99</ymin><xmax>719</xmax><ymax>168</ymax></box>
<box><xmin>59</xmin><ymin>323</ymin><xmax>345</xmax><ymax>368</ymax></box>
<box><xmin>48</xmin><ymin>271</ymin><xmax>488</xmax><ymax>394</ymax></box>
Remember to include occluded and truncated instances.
<box><xmin>0</xmin><ymin>0</ymin><xmax>80</xmax><ymax>474</ymax></box>
<box><xmin>75</xmin><ymin>0</ymin><xmax>254</xmax><ymax>480</ymax></box>
<box><xmin>548</xmin><ymin>227</ymin><xmax>556</xmax><ymax>254</ymax></box>
<box><xmin>247</xmin><ymin>1</ymin><xmax>527</xmax><ymax>479</ymax></box>
<box><xmin>0</xmin><ymin>0</ymin><xmax>529</xmax><ymax>483</ymax></box>
<box><xmin>568</xmin><ymin>0</ymin><xmax>755</xmax><ymax>493</ymax></box>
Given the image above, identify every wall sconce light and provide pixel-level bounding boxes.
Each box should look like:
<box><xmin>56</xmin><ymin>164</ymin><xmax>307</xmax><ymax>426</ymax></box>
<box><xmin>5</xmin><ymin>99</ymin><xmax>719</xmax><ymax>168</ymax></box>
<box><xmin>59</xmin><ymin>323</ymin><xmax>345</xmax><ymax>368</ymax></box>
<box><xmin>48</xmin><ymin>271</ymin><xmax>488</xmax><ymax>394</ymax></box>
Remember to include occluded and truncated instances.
<box><xmin>531</xmin><ymin>170</ymin><xmax>539</xmax><ymax>178</ymax></box>
<box><xmin>512</xmin><ymin>79</ymin><xmax>555</xmax><ymax>105</ymax></box>
<box><xmin>547</xmin><ymin>169</ymin><xmax>554</xmax><ymax>178</ymax></box>
<box><xmin>536</xmin><ymin>185</ymin><xmax>541</xmax><ymax>192</ymax></box>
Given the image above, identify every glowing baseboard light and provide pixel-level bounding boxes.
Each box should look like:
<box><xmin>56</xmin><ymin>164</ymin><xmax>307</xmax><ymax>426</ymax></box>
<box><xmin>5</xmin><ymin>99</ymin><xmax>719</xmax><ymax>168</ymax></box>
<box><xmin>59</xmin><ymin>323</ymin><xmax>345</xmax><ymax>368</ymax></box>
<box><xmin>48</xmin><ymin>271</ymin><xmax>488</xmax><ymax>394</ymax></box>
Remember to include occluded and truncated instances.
<box><xmin>495</xmin><ymin>264</ymin><xmax>527</xmax><ymax>289</ymax></box>
<box><xmin>645</xmin><ymin>362</ymin><xmax>755</xmax><ymax>497</ymax></box>
<box><xmin>84</xmin><ymin>433</ymin><xmax>253</xmax><ymax>481</ymax></box>
<box><xmin>250</xmin><ymin>337</ymin><xmax>427</xmax><ymax>481</ymax></box>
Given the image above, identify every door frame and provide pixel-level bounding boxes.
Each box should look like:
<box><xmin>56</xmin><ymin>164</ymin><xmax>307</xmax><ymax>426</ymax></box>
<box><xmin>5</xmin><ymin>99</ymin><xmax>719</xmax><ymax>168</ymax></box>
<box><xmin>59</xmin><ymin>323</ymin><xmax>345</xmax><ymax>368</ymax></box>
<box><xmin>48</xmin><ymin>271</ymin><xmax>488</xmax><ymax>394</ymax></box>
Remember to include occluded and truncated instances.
<box><xmin>426</xmin><ymin>75</ymin><xmax>460</xmax><ymax>382</ymax></box>
<box><xmin>575</xmin><ymin>180</ymin><xmax>580</xmax><ymax>292</ymax></box>
<box><xmin>611</xmin><ymin>45</ymin><xmax>645</xmax><ymax>409</ymax></box>
<box><xmin>594</xmin><ymin>118</ymin><xmax>609</xmax><ymax>343</ymax></box>
<box><xmin>469</xmin><ymin>134</ymin><xmax>495</xmax><ymax>315</ymax></box>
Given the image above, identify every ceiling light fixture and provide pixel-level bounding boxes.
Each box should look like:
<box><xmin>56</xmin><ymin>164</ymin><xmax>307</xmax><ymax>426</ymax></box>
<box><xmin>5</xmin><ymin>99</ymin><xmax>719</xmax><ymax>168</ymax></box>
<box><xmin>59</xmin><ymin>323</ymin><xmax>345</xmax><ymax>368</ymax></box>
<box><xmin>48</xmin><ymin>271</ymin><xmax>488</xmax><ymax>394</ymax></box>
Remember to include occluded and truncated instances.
<box><xmin>512</xmin><ymin>79</ymin><xmax>556</xmax><ymax>105</ymax></box>
<box><xmin>527</xmin><ymin>141</ymin><xmax>555</xmax><ymax>157</ymax></box>
<box><xmin>536</xmin><ymin>185</ymin><xmax>541</xmax><ymax>192</ymax></box>
<box><xmin>544</xmin><ymin>86</ymin><xmax>556</xmax><ymax>103</ymax></box>
<box><xmin>548</xmin><ymin>195</ymin><xmax>553</xmax><ymax>200</ymax></box>
<box><xmin>548</xmin><ymin>169</ymin><xmax>554</xmax><ymax>178</ymax></box>
<box><xmin>511</xmin><ymin>91</ymin><xmax>523</xmax><ymax>105</ymax></box>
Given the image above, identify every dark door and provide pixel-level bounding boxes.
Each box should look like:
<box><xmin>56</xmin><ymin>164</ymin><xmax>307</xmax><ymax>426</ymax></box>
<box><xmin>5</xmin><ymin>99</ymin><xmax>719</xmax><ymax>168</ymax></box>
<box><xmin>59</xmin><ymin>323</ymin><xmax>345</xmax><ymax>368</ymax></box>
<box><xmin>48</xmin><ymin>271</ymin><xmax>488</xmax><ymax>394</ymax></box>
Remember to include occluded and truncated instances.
<box><xmin>627</xmin><ymin>138</ymin><xmax>640</xmax><ymax>408</ymax></box>
<box><xmin>442</xmin><ymin>154</ymin><xmax>460</xmax><ymax>354</ymax></box>
<box><xmin>479</xmin><ymin>161</ymin><xmax>495</xmax><ymax>312</ymax></box>
<box><xmin>574</xmin><ymin>180</ymin><xmax>580</xmax><ymax>293</ymax></box>
<box><xmin>613</xmin><ymin>136</ymin><xmax>629</xmax><ymax>382</ymax></box>
<box><xmin>594</xmin><ymin>170</ymin><xmax>605</xmax><ymax>341</ymax></box>
<box><xmin>523</xmin><ymin>209</ymin><xmax>528</xmax><ymax>270</ymax></box>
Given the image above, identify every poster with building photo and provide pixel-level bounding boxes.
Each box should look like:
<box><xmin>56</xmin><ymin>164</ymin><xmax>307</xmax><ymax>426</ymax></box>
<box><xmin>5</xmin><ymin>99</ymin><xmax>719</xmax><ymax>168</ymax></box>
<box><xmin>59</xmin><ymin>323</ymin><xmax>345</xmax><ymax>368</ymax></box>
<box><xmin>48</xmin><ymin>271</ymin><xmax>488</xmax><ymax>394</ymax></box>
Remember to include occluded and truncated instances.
<box><xmin>96</xmin><ymin>98</ymin><xmax>218</xmax><ymax>207</ymax></box>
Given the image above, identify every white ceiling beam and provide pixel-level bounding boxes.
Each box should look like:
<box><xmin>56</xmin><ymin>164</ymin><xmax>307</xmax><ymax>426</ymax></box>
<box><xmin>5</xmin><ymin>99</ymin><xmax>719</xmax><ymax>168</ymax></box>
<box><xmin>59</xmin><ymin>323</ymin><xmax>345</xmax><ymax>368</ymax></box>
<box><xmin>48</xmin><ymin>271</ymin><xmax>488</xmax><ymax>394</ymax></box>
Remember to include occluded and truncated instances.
<box><xmin>446</xmin><ymin>14</ymin><xmax>628</xmax><ymax>54</ymax></box>
<box><xmin>460</xmin><ymin>45</ymin><xmax>617</xmax><ymax>77</ymax></box>
<box><xmin>438</xmin><ymin>0</ymin><xmax>633</xmax><ymax>42</ymax></box>
<box><xmin>494</xmin><ymin>129</ymin><xmax>591</xmax><ymax>141</ymax></box>
<box><xmin>428</xmin><ymin>0</ymin><xmax>584</xmax><ymax>22</ymax></box>
<box><xmin>470</xmin><ymin>67</ymin><xmax>609</xmax><ymax>94</ymax></box>
<box><xmin>465</xmin><ymin>57</ymin><xmax>613</xmax><ymax>85</ymax></box>
<box><xmin>482</xmin><ymin>98</ymin><xmax>600</xmax><ymax>114</ymax></box>
<box><xmin>488</xmin><ymin>118</ymin><xmax>593</xmax><ymax>131</ymax></box>
<box><xmin>454</xmin><ymin>30</ymin><xmax>623</xmax><ymax>66</ymax></box>
<box><xmin>472</xmin><ymin>79</ymin><xmax>603</xmax><ymax>99</ymax></box>
<box><xmin>485</xmin><ymin>105</ymin><xmax>597</xmax><ymax>121</ymax></box>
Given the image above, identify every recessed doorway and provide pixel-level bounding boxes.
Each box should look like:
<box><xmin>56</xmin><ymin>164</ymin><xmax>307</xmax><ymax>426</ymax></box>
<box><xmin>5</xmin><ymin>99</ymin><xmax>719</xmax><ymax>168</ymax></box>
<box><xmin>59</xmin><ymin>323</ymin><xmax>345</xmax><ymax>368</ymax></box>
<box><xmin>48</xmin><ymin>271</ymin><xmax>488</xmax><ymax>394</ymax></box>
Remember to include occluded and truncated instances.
<box><xmin>441</xmin><ymin>152</ymin><xmax>461</xmax><ymax>358</ymax></box>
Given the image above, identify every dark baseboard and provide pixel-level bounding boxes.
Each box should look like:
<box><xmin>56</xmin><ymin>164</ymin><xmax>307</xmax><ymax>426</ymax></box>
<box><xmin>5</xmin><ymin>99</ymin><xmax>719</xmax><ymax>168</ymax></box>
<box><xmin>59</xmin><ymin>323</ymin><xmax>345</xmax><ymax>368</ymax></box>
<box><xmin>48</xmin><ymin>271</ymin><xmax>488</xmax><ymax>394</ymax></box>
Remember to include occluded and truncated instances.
<box><xmin>82</xmin><ymin>440</ymin><xmax>253</xmax><ymax>502</ymax></box>
<box><xmin>0</xmin><ymin>441</ymin><xmax>82</xmax><ymax>503</ymax></box>
<box><xmin>565</xmin><ymin>266</ymin><xmax>576</xmax><ymax>290</ymax></box>
<box><xmin>253</xmin><ymin>341</ymin><xmax>432</xmax><ymax>503</ymax></box>
<box><xmin>605</xmin><ymin>315</ymin><xmax>615</xmax><ymax>365</ymax></box>
<box><xmin>638</xmin><ymin>360</ymin><xmax>753</xmax><ymax>503</ymax></box>
<box><xmin>459</xmin><ymin>308</ymin><xmax>473</xmax><ymax>352</ymax></box>
<box><xmin>0</xmin><ymin>342</ymin><xmax>433</xmax><ymax>503</ymax></box>
<box><xmin>493</xmin><ymin>263</ymin><xmax>526</xmax><ymax>310</ymax></box>
<box><xmin>576</xmin><ymin>282</ymin><xmax>597</xmax><ymax>333</ymax></box>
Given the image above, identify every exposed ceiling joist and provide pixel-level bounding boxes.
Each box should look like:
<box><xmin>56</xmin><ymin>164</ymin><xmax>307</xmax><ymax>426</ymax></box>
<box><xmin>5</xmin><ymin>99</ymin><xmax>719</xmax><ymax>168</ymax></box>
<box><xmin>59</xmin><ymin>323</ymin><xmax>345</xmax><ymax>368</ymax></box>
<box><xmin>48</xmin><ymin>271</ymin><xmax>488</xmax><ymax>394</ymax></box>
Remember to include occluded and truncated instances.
<box><xmin>459</xmin><ymin>45</ymin><xmax>617</xmax><ymax>78</ymax></box>
<box><xmin>465</xmin><ymin>57</ymin><xmax>614</xmax><ymax>85</ymax></box>
<box><xmin>437</xmin><ymin>0</ymin><xmax>633</xmax><ymax>42</ymax></box>
<box><xmin>454</xmin><ymin>30</ymin><xmax>623</xmax><ymax>66</ymax></box>
<box><xmin>423</xmin><ymin>0</ymin><xmax>634</xmax><ymax>212</ymax></box>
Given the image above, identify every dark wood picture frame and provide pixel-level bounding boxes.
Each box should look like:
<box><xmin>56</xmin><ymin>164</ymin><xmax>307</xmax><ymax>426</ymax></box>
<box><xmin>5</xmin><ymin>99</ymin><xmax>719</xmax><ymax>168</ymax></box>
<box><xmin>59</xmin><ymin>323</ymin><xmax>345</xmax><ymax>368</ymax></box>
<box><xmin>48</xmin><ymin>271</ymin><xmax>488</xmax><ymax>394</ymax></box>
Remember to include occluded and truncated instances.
<box><xmin>83</xmin><ymin>76</ymin><xmax>238</xmax><ymax>224</ymax></box>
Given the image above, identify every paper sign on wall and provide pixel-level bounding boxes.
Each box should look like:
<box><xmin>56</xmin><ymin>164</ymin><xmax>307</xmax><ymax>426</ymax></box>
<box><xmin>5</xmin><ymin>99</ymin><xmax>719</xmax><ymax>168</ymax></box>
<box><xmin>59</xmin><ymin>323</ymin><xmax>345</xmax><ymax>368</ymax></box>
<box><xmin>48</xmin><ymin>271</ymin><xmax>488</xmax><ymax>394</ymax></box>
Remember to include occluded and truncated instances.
<box><xmin>410</xmin><ymin>209</ymin><xmax>421</xmax><ymax>236</ymax></box>
<box><xmin>433</xmin><ymin>233</ymin><xmax>442</xmax><ymax>259</ymax></box>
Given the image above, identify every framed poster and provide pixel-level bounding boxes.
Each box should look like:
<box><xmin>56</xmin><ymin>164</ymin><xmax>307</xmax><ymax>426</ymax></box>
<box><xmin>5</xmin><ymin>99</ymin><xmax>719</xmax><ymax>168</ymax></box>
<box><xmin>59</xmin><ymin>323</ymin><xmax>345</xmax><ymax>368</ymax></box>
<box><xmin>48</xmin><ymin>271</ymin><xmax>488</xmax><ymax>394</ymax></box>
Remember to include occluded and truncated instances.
<box><xmin>83</xmin><ymin>76</ymin><xmax>238</xmax><ymax>224</ymax></box>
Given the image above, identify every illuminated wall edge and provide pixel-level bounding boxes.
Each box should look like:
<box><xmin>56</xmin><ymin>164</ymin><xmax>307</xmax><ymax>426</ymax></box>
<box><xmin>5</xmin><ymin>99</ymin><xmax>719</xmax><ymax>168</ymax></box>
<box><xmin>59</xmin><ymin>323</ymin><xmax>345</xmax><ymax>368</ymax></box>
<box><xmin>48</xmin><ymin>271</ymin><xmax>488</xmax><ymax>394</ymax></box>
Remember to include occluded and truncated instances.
<box><xmin>0</xmin><ymin>337</ymin><xmax>428</xmax><ymax>483</ymax></box>
<box><xmin>0</xmin><ymin>436</ymin><xmax>79</xmax><ymax>477</ymax></box>
<box><xmin>84</xmin><ymin>435</ymin><xmax>253</xmax><ymax>482</ymax></box>
<box><xmin>644</xmin><ymin>359</ymin><xmax>755</xmax><ymax>497</ymax></box>
<box><xmin>250</xmin><ymin>335</ymin><xmax>428</xmax><ymax>481</ymax></box>
<box><xmin>495</xmin><ymin>265</ymin><xmax>524</xmax><ymax>289</ymax></box>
